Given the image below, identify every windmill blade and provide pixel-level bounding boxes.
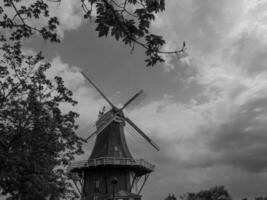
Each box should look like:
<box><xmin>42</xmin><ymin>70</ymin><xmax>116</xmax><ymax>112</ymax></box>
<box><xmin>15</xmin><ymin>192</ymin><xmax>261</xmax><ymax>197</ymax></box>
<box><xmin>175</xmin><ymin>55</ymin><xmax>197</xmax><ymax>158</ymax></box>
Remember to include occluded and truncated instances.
<box><xmin>85</xmin><ymin>129</ymin><xmax>97</xmax><ymax>142</ymax></box>
<box><xmin>85</xmin><ymin>112</ymin><xmax>117</xmax><ymax>141</ymax></box>
<box><xmin>120</xmin><ymin>89</ymin><xmax>144</xmax><ymax>111</ymax></box>
<box><xmin>124</xmin><ymin>117</ymin><xmax>160</xmax><ymax>151</ymax></box>
<box><xmin>83</xmin><ymin>120</ymin><xmax>98</xmax><ymax>141</ymax></box>
<box><xmin>81</xmin><ymin>72</ymin><xmax>115</xmax><ymax>109</ymax></box>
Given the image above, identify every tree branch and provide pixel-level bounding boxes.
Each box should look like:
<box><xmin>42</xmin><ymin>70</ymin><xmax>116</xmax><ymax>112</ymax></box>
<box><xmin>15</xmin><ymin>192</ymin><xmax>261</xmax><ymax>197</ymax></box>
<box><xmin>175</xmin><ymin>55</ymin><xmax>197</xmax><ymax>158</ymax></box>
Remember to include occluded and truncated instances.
<box><xmin>100</xmin><ymin>0</ymin><xmax>186</xmax><ymax>60</ymax></box>
<box><xmin>9</xmin><ymin>0</ymin><xmax>26</xmax><ymax>26</ymax></box>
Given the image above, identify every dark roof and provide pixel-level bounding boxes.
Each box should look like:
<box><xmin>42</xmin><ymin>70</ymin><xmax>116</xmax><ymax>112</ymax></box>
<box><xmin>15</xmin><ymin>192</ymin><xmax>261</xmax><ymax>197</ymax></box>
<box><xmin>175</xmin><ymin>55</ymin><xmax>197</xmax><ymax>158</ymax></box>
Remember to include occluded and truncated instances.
<box><xmin>89</xmin><ymin>119</ymin><xmax>133</xmax><ymax>159</ymax></box>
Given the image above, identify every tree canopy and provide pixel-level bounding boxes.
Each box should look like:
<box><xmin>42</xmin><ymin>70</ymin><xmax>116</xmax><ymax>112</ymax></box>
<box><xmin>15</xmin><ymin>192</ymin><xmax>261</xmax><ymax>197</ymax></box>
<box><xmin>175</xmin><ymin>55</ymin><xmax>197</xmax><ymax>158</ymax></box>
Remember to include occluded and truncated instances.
<box><xmin>165</xmin><ymin>194</ymin><xmax>177</xmax><ymax>200</ymax></box>
<box><xmin>164</xmin><ymin>186</ymin><xmax>232</xmax><ymax>200</ymax></box>
<box><xmin>0</xmin><ymin>42</ymin><xmax>83</xmax><ymax>199</ymax></box>
<box><xmin>185</xmin><ymin>186</ymin><xmax>232</xmax><ymax>200</ymax></box>
<box><xmin>0</xmin><ymin>0</ymin><xmax>185</xmax><ymax>67</ymax></box>
<box><xmin>175</xmin><ymin>186</ymin><xmax>266</xmax><ymax>200</ymax></box>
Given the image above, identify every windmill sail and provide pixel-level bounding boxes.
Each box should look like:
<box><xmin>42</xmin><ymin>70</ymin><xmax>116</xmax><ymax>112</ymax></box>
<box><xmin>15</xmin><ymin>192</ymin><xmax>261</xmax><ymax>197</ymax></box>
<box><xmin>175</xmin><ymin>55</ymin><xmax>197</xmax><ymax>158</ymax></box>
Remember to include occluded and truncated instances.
<box><xmin>85</xmin><ymin>111</ymin><xmax>117</xmax><ymax>141</ymax></box>
<box><xmin>124</xmin><ymin>117</ymin><xmax>160</xmax><ymax>151</ymax></box>
<box><xmin>81</xmin><ymin>72</ymin><xmax>115</xmax><ymax>109</ymax></box>
<box><xmin>69</xmin><ymin>72</ymin><xmax>160</xmax><ymax>200</ymax></box>
<box><xmin>120</xmin><ymin>89</ymin><xmax>144</xmax><ymax>110</ymax></box>
<box><xmin>81</xmin><ymin>71</ymin><xmax>159</xmax><ymax>151</ymax></box>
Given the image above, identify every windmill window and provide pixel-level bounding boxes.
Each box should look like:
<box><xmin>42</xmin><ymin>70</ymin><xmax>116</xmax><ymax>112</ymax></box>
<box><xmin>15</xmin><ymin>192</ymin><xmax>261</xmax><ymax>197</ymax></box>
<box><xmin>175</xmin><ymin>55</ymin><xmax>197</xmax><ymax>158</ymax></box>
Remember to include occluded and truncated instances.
<box><xmin>114</xmin><ymin>146</ymin><xmax>118</xmax><ymax>151</ymax></box>
<box><xmin>94</xmin><ymin>180</ymin><xmax>100</xmax><ymax>193</ymax></box>
<box><xmin>93</xmin><ymin>195</ymin><xmax>98</xmax><ymax>200</ymax></box>
<box><xmin>95</xmin><ymin>180</ymin><xmax>100</xmax><ymax>188</ymax></box>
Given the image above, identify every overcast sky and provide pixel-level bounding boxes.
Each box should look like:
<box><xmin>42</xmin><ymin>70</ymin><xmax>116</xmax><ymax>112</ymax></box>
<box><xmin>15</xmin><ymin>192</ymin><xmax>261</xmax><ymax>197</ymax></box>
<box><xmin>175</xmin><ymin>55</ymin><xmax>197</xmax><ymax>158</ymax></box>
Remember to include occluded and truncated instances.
<box><xmin>25</xmin><ymin>0</ymin><xmax>267</xmax><ymax>199</ymax></box>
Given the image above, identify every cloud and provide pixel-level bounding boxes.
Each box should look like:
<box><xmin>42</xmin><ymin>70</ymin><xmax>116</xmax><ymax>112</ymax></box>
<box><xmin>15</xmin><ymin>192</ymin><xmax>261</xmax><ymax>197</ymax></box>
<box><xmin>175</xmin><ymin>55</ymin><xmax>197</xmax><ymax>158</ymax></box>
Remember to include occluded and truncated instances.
<box><xmin>48</xmin><ymin>0</ymin><xmax>84</xmax><ymax>35</ymax></box>
<box><xmin>126</xmin><ymin>75</ymin><xmax>267</xmax><ymax>198</ymax></box>
<box><xmin>35</xmin><ymin>0</ymin><xmax>267</xmax><ymax>198</ymax></box>
<box><xmin>47</xmin><ymin>50</ymin><xmax>267</xmax><ymax>197</ymax></box>
<box><xmin>48</xmin><ymin>56</ymin><xmax>108</xmax><ymax>129</ymax></box>
<box><xmin>128</xmin><ymin>82</ymin><xmax>267</xmax><ymax>172</ymax></box>
<box><xmin>125</xmin><ymin>1</ymin><xmax>267</xmax><ymax>197</ymax></box>
<box><xmin>47</xmin><ymin>56</ymin><xmax>111</xmax><ymax>159</ymax></box>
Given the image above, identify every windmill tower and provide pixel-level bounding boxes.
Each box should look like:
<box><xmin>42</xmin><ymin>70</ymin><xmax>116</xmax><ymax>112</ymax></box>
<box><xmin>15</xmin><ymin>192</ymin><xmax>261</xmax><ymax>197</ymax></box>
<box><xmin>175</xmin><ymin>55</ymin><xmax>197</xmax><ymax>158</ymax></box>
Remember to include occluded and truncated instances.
<box><xmin>68</xmin><ymin>72</ymin><xmax>159</xmax><ymax>200</ymax></box>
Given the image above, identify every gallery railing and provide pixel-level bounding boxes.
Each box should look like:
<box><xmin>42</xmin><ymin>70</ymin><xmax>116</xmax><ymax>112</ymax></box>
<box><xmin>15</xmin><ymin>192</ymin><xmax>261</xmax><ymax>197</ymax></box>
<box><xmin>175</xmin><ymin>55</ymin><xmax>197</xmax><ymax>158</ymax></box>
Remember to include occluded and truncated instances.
<box><xmin>68</xmin><ymin>157</ymin><xmax>155</xmax><ymax>172</ymax></box>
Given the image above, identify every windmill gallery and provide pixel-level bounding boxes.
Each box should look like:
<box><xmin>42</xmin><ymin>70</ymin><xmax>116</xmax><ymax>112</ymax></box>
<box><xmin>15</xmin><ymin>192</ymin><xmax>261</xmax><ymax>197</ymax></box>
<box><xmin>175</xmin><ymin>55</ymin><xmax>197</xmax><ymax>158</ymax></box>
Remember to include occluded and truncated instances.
<box><xmin>68</xmin><ymin>72</ymin><xmax>159</xmax><ymax>200</ymax></box>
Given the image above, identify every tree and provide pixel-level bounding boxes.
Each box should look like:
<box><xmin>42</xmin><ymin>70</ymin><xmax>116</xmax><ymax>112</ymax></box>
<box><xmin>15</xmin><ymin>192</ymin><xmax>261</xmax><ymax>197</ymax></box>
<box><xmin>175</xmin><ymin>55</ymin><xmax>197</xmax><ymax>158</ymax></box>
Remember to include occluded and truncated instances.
<box><xmin>165</xmin><ymin>194</ymin><xmax>177</xmax><ymax>200</ymax></box>
<box><xmin>183</xmin><ymin>186</ymin><xmax>232</xmax><ymax>200</ymax></box>
<box><xmin>0</xmin><ymin>42</ymin><xmax>83</xmax><ymax>199</ymax></box>
<box><xmin>0</xmin><ymin>0</ymin><xmax>185</xmax><ymax>67</ymax></box>
<box><xmin>255</xmin><ymin>197</ymin><xmax>267</xmax><ymax>200</ymax></box>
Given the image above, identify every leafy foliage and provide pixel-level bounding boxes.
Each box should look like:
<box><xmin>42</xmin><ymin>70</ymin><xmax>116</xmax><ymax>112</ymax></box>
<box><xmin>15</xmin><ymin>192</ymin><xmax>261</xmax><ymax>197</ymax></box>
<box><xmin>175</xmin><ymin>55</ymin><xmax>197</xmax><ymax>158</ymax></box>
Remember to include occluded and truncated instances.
<box><xmin>254</xmin><ymin>197</ymin><xmax>267</xmax><ymax>200</ymax></box>
<box><xmin>91</xmin><ymin>0</ymin><xmax>167</xmax><ymax>66</ymax></box>
<box><xmin>183</xmin><ymin>186</ymin><xmax>232</xmax><ymax>200</ymax></box>
<box><xmin>85</xmin><ymin>0</ymin><xmax>185</xmax><ymax>66</ymax></box>
<box><xmin>0</xmin><ymin>0</ymin><xmax>185</xmax><ymax>66</ymax></box>
<box><xmin>0</xmin><ymin>0</ymin><xmax>60</xmax><ymax>42</ymax></box>
<box><xmin>165</xmin><ymin>194</ymin><xmax>177</xmax><ymax>200</ymax></box>
<box><xmin>165</xmin><ymin>187</ymin><xmax>267</xmax><ymax>200</ymax></box>
<box><xmin>0</xmin><ymin>42</ymin><xmax>83</xmax><ymax>199</ymax></box>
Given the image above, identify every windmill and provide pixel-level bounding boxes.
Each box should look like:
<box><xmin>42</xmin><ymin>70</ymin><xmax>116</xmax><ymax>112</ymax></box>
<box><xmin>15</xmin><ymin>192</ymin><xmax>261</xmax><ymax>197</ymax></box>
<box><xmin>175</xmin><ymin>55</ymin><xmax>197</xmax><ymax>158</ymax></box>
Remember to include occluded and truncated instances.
<box><xmin>68</xmin><ymin>72</ymin><xmax>159</xmax><ymax>200</ymax></box>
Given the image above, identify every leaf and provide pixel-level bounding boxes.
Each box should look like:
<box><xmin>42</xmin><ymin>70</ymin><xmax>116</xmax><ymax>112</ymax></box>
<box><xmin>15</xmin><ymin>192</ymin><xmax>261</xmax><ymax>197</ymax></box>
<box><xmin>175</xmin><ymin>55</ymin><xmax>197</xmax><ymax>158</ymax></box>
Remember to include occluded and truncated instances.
<box><xmin>0</xmin><ymin>42</ymin><xmax>83</xmax><ymax>199</ymax></box>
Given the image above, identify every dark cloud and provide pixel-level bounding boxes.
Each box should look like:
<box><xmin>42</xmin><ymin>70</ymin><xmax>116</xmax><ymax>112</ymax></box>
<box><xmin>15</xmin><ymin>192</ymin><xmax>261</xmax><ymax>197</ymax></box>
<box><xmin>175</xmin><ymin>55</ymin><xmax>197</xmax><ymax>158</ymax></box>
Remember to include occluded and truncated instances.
<box><xmin>24</xmin><ymin>0</ymin><xmax>267</xmax><ymax>199</ymax></box>
<box><xmin>181</xmin><ymin>95</ymin><xmax>267</xmax><ymax>173</ymax></box>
